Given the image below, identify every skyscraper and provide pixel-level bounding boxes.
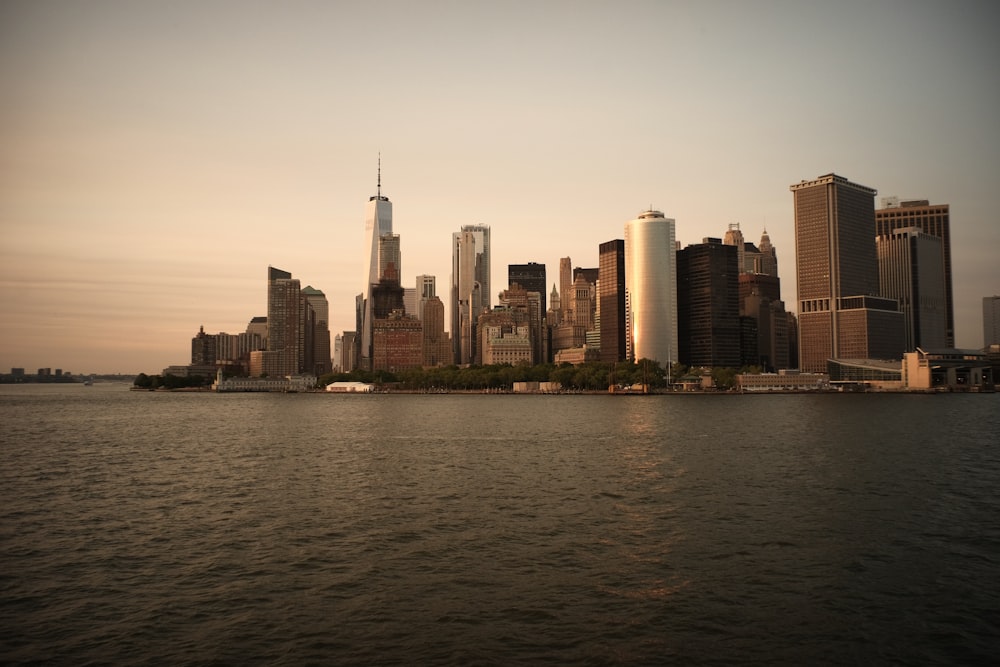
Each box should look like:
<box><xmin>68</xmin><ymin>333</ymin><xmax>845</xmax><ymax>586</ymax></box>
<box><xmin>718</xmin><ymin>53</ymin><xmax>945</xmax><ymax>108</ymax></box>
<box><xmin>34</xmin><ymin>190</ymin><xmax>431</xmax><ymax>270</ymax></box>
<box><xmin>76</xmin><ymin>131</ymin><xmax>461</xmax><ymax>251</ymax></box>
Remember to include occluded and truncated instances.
<box><xmin>875</xmin><ymin>199</ymin><xmax>954</xmax><ymax>347</ymax></box>
<box><xmin>451</xmin><ymin>225</ymin><xmax>490</xmax><ymax>364</ymax></box>
<box><xmin>559</xmin><ymin>257</ymin><xmax>573</xmax><ymax>322</ymax></box>
<box><xmin>624</xmin><ymin>209</ymin><xmax>677</xmax><ymax>366</ymax></box>
<box><xmin>422</xmin><ymin>296</ymin><xmax>452</xmax><ymax>367</ymax></box>
<box><xmin>984</xmin><ymin>295</ymin><xmax>1000</xmax><ymax>347</ymax></box>
<box><xmin>876</xmin><ymin>227</ymin><xmax>947</xmax><ymax>351</ymax></box>
<box><xmin>508</xmin><ymin>262</ymin><xmax>547</xmax><ymax>313</ymax></box>
<box><xmin>302</xmin><ymin>286</ymin><xmax>332</xmax><ymax>376</ymax></box>
<box><xmin>677</xmin><ymin>239</ymin><xmax>740</xmax><ymax>368</ymax></box>
<box><xmin>415</xmin><ymin>274</ymin><xmax>436</xmax><ymax>321</ymax></box>
<box><xmin>358</xmin><ymin>159</ymin><xmax>393</xmax><ymax>370</ymax></box>
<box><xmin>378</xmin><ymin>233</ymin><xmax>401</xmax><ymax>282</ymax></box>
<box><xmin>790</xmin><ymin>173</ymin><xmax>904</xmax><ymax>372</ymax></box>
<box><xmin>598</xmin><ymin>239</ymin><xmax>626</xmax><ymax>363</ymax></box>
<box><xmin>250</xmin><ymin>266</ymin><xmax>302</xmax><ymax>377</ymax></box>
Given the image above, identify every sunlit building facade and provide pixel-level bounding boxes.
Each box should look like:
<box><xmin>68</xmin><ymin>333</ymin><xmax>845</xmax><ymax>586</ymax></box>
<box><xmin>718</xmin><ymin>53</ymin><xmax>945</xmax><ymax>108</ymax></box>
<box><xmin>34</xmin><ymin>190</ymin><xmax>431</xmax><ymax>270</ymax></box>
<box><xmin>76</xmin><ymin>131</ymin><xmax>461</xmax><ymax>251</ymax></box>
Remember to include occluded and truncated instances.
<box><xmin>791</xmin><ymin>174</ymin><xmax>904</xmax><ymax>372</ymax></box>
<box><xmin>598</xmin><ymin>239</ymin><xmax>626</xmax><ymax>363</ymax></box>
<box><xmin>451</xmin><ymin>224</ymin><xmax>490</xmax><ymax>365</ymax></box>
<box><xmin>624</xmin><ymin>209</ymin><xmax>677</xmax><ymax>366</ymax></box>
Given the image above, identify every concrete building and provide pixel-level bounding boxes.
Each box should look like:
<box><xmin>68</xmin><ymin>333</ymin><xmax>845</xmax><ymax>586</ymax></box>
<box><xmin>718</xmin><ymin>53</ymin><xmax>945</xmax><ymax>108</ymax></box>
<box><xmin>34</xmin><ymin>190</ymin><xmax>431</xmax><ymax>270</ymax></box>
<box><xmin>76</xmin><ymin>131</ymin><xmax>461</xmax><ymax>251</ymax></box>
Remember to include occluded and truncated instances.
<box><xmin>477</xmin><ymin>307</ymin><xmax>533</xmax><ymax>365</ymax></box>
<box><xmin>340</xmin><ymin>331</ymin><xmax>357</xmax><ymax>372</ymax></box>
<box><xmin>736</xmin><ymin>370</ymin><xmax>830</xmax><ymax>392</ymax></box>
<box><xmin>547</xmin><ymin>284</ymin><xmax>561</xmax><ymax>327</ymax></box>
<box><xmin>790</xmin><ymin>174</ymin><xmax>904</xmax><ymax>372</ymax></box>
<box><xmin>372</xmin><ymin>310</ymin><xmax>423</xmax><ymax>372</ymax></box>
<box><xmin>251</xmin><ymin>266</ymin><xmax>303</xmax><ymax>377</ymax></box>
<box><xmin>625</xmin><ymin>209</ymin><xmax>678</xmax><ymax>366</ymax></box>
<box><xmin>191</xmin><ymin>325</ymin><xmax>217</xmax><ymax>366</ymax></box>
<box><xmin>876</xmin><ymin>199</ymin><xmax>954</xmax><ymax>347</ymax></box>
<box><xmin>415</xmin><ymin>274</ymin><xmax>436</xmax><ymax>321</ymax></box>
<box><xmin>903</xmin><ymin>348</ymin><xmax>993</xmax><ymax>390</ymax></box>
<box><xmin>451</xmin><ymin>224</ymin><xmax>490</xmax><ymax>365</ymax></box>
<box><xmin>984</xmin><ymin>296</ymin><xmax>1000</xmax><ymax>347</ymax></box>
<box><xmin>677</xmin><ymin>239</ymin><xmax>740</xmax><ymax>368</ymax></box>
<box><xmin>498</xmin><ymin>283</ymin><xmax>544</xmax><ymax>364</ymax></box>
<box><xmin>333</xmin><ymin>334</ymin><xmax>343</xmax><ymax>372</ymax></box>
<box><xmin>727</xmin><ymin>225</ymin><xmax>789</xmax><ymax>370</ymax></box>
<box><xmin>481</xmin><ymin>323</ymin><xmax>533</xmax><ymax>366</ymax></box>
<box><xmin>876</xmin><ymin>227</ymin><xmax>947</xmax><ymax>351</ymax></box>
<box><xmin>421</xmin><ymin>296</ymin><xmax>452</xmax><ymax>367</ymax></box>
<box><xmin>246</xmin><ymin>267</ymin><xmax>330</xmax><ymax>378</ymax></box>
<box><xmin>559</xmin><ymin>257</ymin><xmax>573</xmax><ymax>323</ymax></box>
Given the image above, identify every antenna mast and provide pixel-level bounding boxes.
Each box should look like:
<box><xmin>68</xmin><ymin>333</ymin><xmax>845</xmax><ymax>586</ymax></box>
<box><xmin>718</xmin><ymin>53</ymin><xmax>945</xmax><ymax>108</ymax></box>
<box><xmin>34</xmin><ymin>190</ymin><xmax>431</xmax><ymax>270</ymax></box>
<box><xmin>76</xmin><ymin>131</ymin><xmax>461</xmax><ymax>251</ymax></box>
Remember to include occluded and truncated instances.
<box><xmin>377</xmin><ymin>152</ymin><xmax>381</xmax><ymax>198</ymax></box>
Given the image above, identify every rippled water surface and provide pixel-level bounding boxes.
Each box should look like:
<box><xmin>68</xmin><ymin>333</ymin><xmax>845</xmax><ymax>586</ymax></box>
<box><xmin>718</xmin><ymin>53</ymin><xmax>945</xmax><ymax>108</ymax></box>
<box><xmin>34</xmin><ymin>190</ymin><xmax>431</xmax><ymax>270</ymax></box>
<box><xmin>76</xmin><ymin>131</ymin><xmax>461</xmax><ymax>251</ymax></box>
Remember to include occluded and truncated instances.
<box><xmin>2</xmin><ymin>384</ymin><xmax>998</xmax><ymax>665</ymax></box>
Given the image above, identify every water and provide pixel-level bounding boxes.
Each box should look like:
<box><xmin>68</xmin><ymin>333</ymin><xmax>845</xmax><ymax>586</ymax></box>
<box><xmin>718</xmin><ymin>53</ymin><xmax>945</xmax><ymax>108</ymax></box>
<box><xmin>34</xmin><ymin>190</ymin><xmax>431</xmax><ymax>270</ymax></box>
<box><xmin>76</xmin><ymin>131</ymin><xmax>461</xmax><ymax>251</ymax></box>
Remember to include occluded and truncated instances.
<box><xmin>2</xmin><ymin>384</ymin><xmax>998</xmax><ymax>665</ymax></box>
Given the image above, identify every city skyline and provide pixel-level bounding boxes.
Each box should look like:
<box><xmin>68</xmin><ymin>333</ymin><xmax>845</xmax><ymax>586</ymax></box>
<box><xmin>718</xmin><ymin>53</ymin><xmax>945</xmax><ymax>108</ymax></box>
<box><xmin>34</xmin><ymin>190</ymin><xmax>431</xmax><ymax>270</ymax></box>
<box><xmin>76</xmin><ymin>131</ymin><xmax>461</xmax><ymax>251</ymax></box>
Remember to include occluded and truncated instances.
<box><xmin>2</xmin><ymin>1</ymin><xmax>998</xmax><ymax>373</ymax></box>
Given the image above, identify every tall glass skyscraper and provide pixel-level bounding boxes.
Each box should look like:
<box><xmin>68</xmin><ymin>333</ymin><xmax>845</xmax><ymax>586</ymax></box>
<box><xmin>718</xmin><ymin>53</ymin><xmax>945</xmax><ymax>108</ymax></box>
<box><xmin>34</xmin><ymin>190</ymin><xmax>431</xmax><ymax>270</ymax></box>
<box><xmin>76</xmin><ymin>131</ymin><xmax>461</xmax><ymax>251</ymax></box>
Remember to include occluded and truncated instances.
<box><xmin>624</xmin><ymin>209</ymin><xmax>677</xmax><ymax>366</ymax></box>
<box><xmin>876</xmin><ymin>228</ymin><xmax>947</xmax><ymax>351</ymax></box>
<box><xmin>875</xmin><ymin>199</ymin><xmax>953</xmax><ymax>347</ymax></box>
<box><xmin>358</xmin><ymin>162</ymin><xmax>392</xmax><ymax>370</ymax></box>
<box><xmin>598</xmin><ymin>239</ymin><xmax>626</xmax><ymax>363</ymax></box>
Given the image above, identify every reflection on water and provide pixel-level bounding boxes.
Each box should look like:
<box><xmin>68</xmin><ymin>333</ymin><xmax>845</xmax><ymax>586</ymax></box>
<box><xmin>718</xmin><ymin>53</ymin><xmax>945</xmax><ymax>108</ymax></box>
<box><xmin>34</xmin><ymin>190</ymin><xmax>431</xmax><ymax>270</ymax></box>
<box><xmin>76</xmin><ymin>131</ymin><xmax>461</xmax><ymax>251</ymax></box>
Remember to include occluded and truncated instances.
<box><xmin>1</xmin><ymin>386</ymin><xmax>998</xmax><ymax>665</ymax></box>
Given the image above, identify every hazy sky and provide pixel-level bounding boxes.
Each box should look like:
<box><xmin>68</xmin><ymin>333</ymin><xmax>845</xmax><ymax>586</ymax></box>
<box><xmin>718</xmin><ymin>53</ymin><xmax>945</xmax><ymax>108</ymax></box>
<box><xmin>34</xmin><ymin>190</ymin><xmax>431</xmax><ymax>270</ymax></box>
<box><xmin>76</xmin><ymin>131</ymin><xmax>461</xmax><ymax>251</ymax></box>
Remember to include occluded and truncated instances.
<box><xmin>2</xmin><ymin>0</ymin><xmax>998</xmax><ymax>374</ymax></box>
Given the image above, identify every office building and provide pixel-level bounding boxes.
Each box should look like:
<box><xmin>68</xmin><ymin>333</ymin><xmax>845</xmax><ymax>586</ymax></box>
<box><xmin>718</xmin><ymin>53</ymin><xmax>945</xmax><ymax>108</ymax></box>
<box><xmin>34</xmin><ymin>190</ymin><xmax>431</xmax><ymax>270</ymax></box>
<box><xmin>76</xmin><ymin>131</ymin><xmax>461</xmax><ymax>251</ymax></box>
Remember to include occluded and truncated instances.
<box><xmin>677</xmin><ymin>239</ymin><xmax>740</xmax><ymax>368</ymax></box>
<box><xmin>791</xmin><ymin>174</ymin><xmax>904</xmax><ymax>372</ymax></box>
<box><xmin>340</xmin><ymin>331</ymin><xmax>357</xmax><ymax>372</ymax></box>
<box><xmin>598</xmin><ymin>239</ymin><xmax>626</xmax><ymax>363</ymax></box>
<box><xmin>378</xmin><ymin>233</ymin><xmax>401</xmax><ymax>282</ymax></box>
<box><xmin>624</xmin><ymin>209</ymin><xmax>678</xmax><ymax>366</ymax></box>
<box><xmin>191</xmin><ymin>325</ymin><xmax>217</xmax><ymax>366</ymax></box>
<box><xmin>876</xmin><ymin>199</ymin><xmax>954</xmax><ymax>346</ymax></box>
<box><xmin>478</xmin><ymin>307</ymin><xmax>533</xmax><ymax>366</ymax></box>
<box><xmin>415</xmin><ymin>275</ymin><xmax>436</xmax><ymax>321</ymax></box>
<box><xmin>358</xmin><ymin>161</ymin><xmax>393</xmax><ymax>369</ymax></box>
<box><xmin>250</xmin><ymin>266</ymin><xmax>302</xmax><ymax>377</ymax></box>
<box><xmin>333</xmin><ymin>334</ymin><xmax>343</xmax><ymax>372</ymax></box>
<box><xmin>499</xmin><ymin>283</ymin><xmax>544</xmax><ymax>364</ymax></box>
<box><xmin>372</xmin><ymin>310</ymin><xmax>423</xmax><ymax>372</ymax></box>
<box><xmin>985</xmin><ymin>296</ymin><xmax>1000</xmax><ymax>347</ymax></box>
<box><xmin>559</xmin><ymin>258</ymin><xmax>573</xmax><ymax>323</ymax></box>
<box><xmin>724</xmin><ymin>224</ymin><xmax>788</xmax><ymax>369</ymax></box>
<box><xmin>422</xmin><ymin>296</ymin><xmax>452</xmax><ymax>367</ymax></box>
<box><xmin>876</xmin><ymin>228</ymin><xmax>947</xmax><ymax>351</ymax></box>
<box><xmin>508</xmin><ymin>263</ymin><xmax>547</xmax><ymax>314</ymax></box>
<box><xmin>451</xmin><ymin>224</ymin><xmax>490</xmax><ymax>364</ymax></box>
<box><xmin>302</xmin><ymin>286</ymin><xmax>332</xmax><ymax>376</ymax></box>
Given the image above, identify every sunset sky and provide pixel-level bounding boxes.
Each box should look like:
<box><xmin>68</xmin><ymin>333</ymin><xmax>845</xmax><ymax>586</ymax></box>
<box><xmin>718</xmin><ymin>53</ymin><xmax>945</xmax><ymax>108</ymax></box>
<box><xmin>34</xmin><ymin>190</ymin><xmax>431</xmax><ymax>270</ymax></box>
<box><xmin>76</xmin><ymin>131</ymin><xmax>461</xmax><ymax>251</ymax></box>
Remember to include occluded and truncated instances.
<box><xmin>2</xmin><ymin>0</ymin><xmax>997</xmax><ymax>374</ymax></box>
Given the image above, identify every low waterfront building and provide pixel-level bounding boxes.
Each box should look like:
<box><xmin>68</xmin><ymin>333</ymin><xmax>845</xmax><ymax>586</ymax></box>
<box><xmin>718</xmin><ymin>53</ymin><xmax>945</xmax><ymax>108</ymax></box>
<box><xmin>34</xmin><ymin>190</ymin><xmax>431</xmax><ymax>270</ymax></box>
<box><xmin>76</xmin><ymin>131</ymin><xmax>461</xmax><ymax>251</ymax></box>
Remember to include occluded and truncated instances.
<box><xmin>826</xmin><ymin>358</ymin><xmax>903</xmax><ymax>390</ymax></box>
<box><xmin>213</xmin><ymin>374</ymin><xmax>316</xmax><ymax>392</ymax></box>
<box><xmin>325</xmin><ymin>381</ymin><xmax>375</xmax><ymax>393</ymax></box>
<box><xmin>554</xmin><ymin>345</ymin><xmax>600</xmax><ymax>365</ymax></box>
<box><xmin>512</xmin><ymin>381</ymin><xmax>561</xmax><ymax>393</ymax></box>
<box><xmin>736</xmin><ymin>371</ymin><xmax>831</xmax><ymax>392</ymax></box>
<box><xmin>902</xmin><ymin>348</ymin><xmax>993</xmax><ymax>391</ymax></box>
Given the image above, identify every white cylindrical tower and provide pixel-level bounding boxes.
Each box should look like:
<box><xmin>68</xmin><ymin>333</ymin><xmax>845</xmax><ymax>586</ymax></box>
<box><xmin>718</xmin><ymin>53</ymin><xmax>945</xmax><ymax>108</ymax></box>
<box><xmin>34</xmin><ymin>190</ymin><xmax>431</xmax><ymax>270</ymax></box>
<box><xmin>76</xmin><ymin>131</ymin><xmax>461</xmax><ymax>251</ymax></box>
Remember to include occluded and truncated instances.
<box><xmin>624</xmin><ymin>209</ymin><xmax>677</xmax><ymax>367</ymax></box>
